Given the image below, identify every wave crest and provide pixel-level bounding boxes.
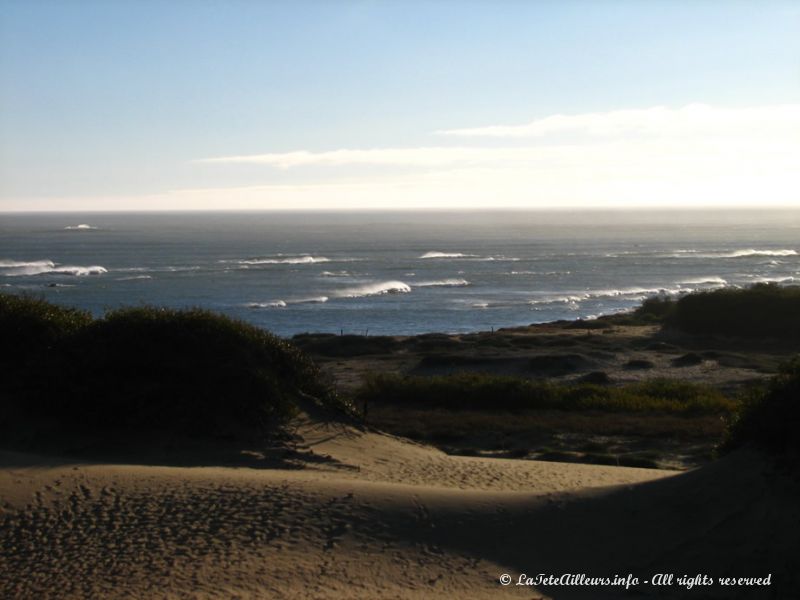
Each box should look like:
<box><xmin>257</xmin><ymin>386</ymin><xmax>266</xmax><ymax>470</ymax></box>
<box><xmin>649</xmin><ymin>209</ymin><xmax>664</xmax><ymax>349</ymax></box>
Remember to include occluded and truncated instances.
<box><xmin>672</xmin><ymin>249</ymin><xmax>797</xmax><ymax>259</ymax></box>
<box><xmin>248</xmin><ymin>300</ymin><xmax>288</xmax><ymax>309</ymax></box>
<box><xmin>415</xmin><ymin>278</ymin><xmax>470</xmax><ymax>288</ymax></box>
<box><xmin>0</xmin><ymin>259</ymin><xmax>106</xmax><ymax>277</ymax></box>
<box><xmin>337</xmin><ymin>281</ymin><xmax>411</xmax><ymax>298</ymax></box>
<box><xmin>115</xmin><ymin>275</ymin><xmax>153</xmax><ymax>281</ymax></box>
<box><xmin>419</xmin><ymin>251</ymin><xmax>475</xmax><ymax>259</ymax></box>
<box><xmin>236</xmin><ymin>256</ymin><xmax>331</xmax><ymax>265</ymax></box>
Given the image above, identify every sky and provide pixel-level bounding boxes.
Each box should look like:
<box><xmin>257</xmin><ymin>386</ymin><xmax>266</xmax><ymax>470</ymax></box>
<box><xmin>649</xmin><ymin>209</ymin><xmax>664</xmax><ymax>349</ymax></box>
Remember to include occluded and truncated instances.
<box><xmin>1</xmin><ymin>0</ymin><xmax>799</xmax><ymax>212</ymax></box>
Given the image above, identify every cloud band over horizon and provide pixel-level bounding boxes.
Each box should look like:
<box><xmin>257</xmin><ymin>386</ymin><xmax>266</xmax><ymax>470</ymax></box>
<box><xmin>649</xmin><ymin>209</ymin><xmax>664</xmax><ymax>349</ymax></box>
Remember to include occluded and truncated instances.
<box><xmin>5</xmin><ymin>104</ymin><xmax>799</xmax><ymax>211</ymax></box>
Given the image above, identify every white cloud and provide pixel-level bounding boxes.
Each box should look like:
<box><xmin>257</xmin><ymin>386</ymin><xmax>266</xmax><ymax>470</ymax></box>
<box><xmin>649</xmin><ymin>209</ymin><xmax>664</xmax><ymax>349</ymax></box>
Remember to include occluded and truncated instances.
<box><xmin>7</xmin><ymin>104</ymin><xmax>798</xmax><ymax>211</ymax></box>
<box><xmin>196</xmin><ymin>146</ymin><xmax>548</xmax><ymax>168</ymax></box>
<box><xmin>436</xmin><ymin>103</ymin><xmax>800</xmax><ymax>139</ymax></box>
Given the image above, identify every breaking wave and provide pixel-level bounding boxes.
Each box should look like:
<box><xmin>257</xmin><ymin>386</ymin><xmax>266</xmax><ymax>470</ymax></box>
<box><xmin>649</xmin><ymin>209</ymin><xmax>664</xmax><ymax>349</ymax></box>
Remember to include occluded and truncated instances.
<box><xmin>721</xmin><ymin>249</ymin><xmax>797</xmax><ymax>258</ymax></box>
<box><xmin>419</xmin><ymin>251</ymin><xmax>476</xmax><ymax>259</ymax></box>
<box><xmin>678</xmin><ymin>276</ymin><xmax>728</xmax><ymax>286</ymax></box>
<box><xmin>419</xmin><ymin>251</ymin><xmax>519</xmax><ymax>262</ymax></box>
<box><xmin>248</xmin><ymin>300</ymin><xmax>288</xmax><ymax>309</ymax></box>
<box><xmin>507</xmin><ymin>270</ymin><xmax>569</xmax><ymax>276</ymax></box>
<box><xmin>115</xmin><ymin>275</ymin><xmax>153</xmax><ymax>281</ymax></box>
<box><xmin>0</xmin><ymin>259</ymin><xmax>107</xmax><ymax>277</ymax></box>
<box><xmin>235</xmin><ymin>256</ymin><xmax>331</xmax><ymax>265</ymax></box>
<box><xmin>320</xmin><ymin>270</ymin><xmax>352</xmax><ymax>277</ymax></box>
<box><xmin>64</xmin><ymin>224</ymin><xmax>98</xmax><ymax>230</ymax></box>
<box><xmin>415</xmin><ymin>278</ymin><xmax>470</xmax><ymax>288</ymax></box>
<box><xmin>293</xmin><ymin>296</ymin><xmax>329</xmax><ymax>304</ymax></box>
<box><xmin>247</xmin><ymin>296</ymin><xmax>329</xmax><ymax>309</ymax></box>
<box><xmin>752</xmin><ymin>276</ymin><xmax>796</xmax><ymax>284</ymax></box>
<box><xmin>672</xmin><ymin>249</ymin><xmax>797</xmax><ymax>259</ymax></box>
<box><xmin>337</xmin><ymin>281</ymin><xmax>412</xmax><ymax>298</ymax></box>
<box><xmin>528</xmin><ymin>286</ymin><xmax>689</xmax><ymax>306</ymax></box>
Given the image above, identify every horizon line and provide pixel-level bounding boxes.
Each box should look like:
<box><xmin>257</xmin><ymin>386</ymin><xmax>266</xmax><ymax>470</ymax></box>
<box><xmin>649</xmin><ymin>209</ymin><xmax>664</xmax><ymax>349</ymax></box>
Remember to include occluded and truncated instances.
<box><xmin>2</xmin><ymin>205</ymin><xmax>799</xmax><ymax>215</ymax></box>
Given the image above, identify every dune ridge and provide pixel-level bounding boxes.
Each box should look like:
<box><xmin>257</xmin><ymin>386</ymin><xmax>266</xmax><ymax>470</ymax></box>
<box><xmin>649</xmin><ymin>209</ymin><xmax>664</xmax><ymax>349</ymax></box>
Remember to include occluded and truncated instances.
<box><xmin>2</xmin><ymin>417</ymin><xmax>795</xmax><ymax>599</ymax></box>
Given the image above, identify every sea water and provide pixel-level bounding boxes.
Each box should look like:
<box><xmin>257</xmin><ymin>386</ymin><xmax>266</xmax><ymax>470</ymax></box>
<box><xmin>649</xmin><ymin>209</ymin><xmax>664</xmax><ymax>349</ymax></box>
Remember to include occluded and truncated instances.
<box><xmin>1</xmin><ymin>210</ymin><xmax>798</xmax><ymax>337</ymax></box>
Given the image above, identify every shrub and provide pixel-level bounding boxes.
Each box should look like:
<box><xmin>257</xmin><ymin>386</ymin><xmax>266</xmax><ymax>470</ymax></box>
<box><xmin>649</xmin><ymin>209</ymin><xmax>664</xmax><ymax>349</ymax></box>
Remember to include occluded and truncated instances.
<box><xmin>722</xmin><ymin>357</ymin><xmax>800</xmax><ymax>457</ymax></box>
<box><xmin>0</xmin><ymin>293</ymin><xmax>91</xmax><ymax>372</ymax></box>
<box><xmin>669</xmin><ymin>283</ymin><xmax>800</xmax><ymax>339</ymax></box>
<box><xmin>634</xmin><ymin>296</ymin><xmax>676</xmax><ymax>322</ymax></box>
<box><xmin>0</xmin><ymin>294</ymin><xmax>348</xmax><ymax>441</ymax></box>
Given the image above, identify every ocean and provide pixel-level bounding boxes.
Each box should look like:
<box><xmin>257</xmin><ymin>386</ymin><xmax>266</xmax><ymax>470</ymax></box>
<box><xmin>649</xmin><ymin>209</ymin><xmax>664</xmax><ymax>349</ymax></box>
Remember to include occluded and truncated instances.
<box><xmin>1</xmin><ymin>210</ymin><xmax>798</xmax><ymax>337</ymax></box>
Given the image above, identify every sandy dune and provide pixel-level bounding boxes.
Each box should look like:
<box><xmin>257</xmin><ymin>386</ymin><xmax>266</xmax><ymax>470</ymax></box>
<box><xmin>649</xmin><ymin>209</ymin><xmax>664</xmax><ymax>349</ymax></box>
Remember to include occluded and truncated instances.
<box><xmin>1</xmin><ymin>421</ymin><xmax>795</xmax><ymax>599</ymax></box>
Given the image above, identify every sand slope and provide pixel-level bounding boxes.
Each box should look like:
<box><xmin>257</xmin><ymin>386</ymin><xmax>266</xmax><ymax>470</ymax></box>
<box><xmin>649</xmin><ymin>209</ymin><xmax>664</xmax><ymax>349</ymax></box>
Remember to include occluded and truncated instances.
<box><xmin>1</xmin><ymin>422</ymin><xmax>796</xmax><ymax>599</ymax></box>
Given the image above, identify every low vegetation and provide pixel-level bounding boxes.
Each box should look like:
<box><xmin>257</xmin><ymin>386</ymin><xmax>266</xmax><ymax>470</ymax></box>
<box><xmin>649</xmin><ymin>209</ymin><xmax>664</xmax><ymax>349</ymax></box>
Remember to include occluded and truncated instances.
<box><xmin>629</xmin><ymin>283</ymin><xmax>800</xmax><ymax>339</ymax></box>
<box><xmin>0</xmin><ymin>292</ymin><xmax>91</xmax><ymax>372</ymax></box>
<box><xmin>356</xmin><ymin>373</ymin><xmax>735</xmax><ymax>415</ymax></box>
<box><xmin>671</xmin><ymin>283</ymin><xmax>800</xmax><ymax>339</ymax></box>
<box><xmin>722</xmin><ymin>357</ymin><xmax>800</xmax><ymax>458</ymax></box>
<box><xmin>1</xmin><ymin>293</ymin><xmax>349</xmax><ymax>442</ymax></box>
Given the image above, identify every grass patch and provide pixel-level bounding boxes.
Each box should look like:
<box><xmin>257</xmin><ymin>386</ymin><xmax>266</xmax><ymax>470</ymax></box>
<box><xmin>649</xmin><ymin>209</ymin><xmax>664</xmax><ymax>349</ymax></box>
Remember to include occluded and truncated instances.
<box><xmin>355</xmin><ymin>372</ymin><xmax>735</xmax><ymax>415</ymax></box>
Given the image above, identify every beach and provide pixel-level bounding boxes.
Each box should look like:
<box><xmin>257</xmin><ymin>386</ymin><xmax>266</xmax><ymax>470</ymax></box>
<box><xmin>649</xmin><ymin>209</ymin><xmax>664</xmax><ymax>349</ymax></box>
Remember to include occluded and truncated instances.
<box><xmin>2</xmin><ymin>415</ymin><xmax>795</xmax><ymax>599</ymax></box>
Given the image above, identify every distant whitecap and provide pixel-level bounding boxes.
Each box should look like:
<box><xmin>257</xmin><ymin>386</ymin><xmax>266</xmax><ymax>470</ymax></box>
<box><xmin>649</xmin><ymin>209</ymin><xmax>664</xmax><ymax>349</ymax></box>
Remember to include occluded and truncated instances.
<box><xmin>336</xmin><ymin>281</ymin><xmax>411</xmax><ymax>298</ymax></box>
<box><xmin>414</xmin><ymin>278</ymin><xmax>470</xmax><ymax>288</ymax></box>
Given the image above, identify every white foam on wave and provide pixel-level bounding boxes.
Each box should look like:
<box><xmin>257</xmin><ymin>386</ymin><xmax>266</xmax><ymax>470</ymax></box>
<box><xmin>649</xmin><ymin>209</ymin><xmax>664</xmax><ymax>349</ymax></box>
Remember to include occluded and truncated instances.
<box><xmin>529</xmin><ymin>286</ymin><xmax>689</xmax><ymax>307</ymax></box>
<box><xmin>236</xmin><ymin>256</ymin><xmax>331</xmax><ymax>265</ymax></box>
<box><xmin>320</xmin><ymin>270</ymin><xmax>352</xmax><ymax>277</ymax></box>
<box><xmin>115</xmin><ymin>275</ymin><xmax>153</xmax><ymax>281</ymax></box>
<box><xmin>293</xmin><ymin>296</ymin><xmax>329</xmax><ymax>304</ymax></box>
<box><xmin>419</xmin><ymin>251</ymin><xmax>519</xmax><ymax>262</ymax></box>
<box><xmin>589</xmin><ymin>287</ymin><xmax>682</xmax><ymax>299</ymax></box>
<box><xmin>0</xmin><ymin>259</ymin><xmax>55</xmax><ymax>269</ymax></box>
<box><xmin>52</xmin><ymin>265</ymin><xmax>107</xmax><ymax>276</ymax></box>
<box><xmin>247</xmin><ymin>296</ymin><xmax>329</xmax><ymax>309</ymax></box>
<box><xmin>248</xmin><ymin>300</ymin><xmax>288</xmax><ymax>309</ymax></box>
<box><xmin>337</xmin><ymin>280</ymin><xmax>412</xmax><ymax>298</ymax></box>
<box><xmin>672</xmin><ymin>248</ymin><xmax>797</xmax><ymax>259</ymax></box>
<box><xmin>678</xmin><ymin>276</ymin><xmax>728</xmax><ymax>286</ymax></box>
<box><xmin>507</xmin><ymin>270</ymin><xmax>569</xmax><ymax>276</ymax></box>
<box><xmin>116</xmin><ymin>265</ymin><xmax>201</xmax><ymax>273</ymax></box>
<box><xmin>419</xmin><ymin>251</ymin><xmax>475</xmax><ymax>259</ymax></box>
<box><xmin>752</xmin><ymin>275</ymin><xmax>796</xmax><ymax>284</ymax></box>
<box><xmin>415</xmin><ymin>278</ymin><xmax>470</xmax><ymax>288</ymax></box>
<box><xmin>475</xmin><ymin>256</ymin><xmax>521</xmax><ymax>262</ymax></box>
<box><xmin>64</xmin><ymin>224</ymin><xmax>98</xmax><ymax>230</ymax></box>
<box><xmin>717</xmin><ymin>249</ymin><xmax>797</xmax><ymax>258</ymax></box>
<box><xmin>529</xmin><ymin>295</ymin><xmax>586</xmax><ymax>306</ymax></box>
<box><xmin>0</xmin><ymin>259</ymin><xmax>106</xmax><ymax>277</ymax></box>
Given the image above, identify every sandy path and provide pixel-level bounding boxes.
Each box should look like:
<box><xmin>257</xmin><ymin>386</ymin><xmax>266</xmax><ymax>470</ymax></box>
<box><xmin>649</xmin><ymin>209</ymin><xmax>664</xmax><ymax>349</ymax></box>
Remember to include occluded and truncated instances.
<box><xmin>1</xmin><ymin>424</ymin><xmax>795</xmax><ymax>599</ymax></box>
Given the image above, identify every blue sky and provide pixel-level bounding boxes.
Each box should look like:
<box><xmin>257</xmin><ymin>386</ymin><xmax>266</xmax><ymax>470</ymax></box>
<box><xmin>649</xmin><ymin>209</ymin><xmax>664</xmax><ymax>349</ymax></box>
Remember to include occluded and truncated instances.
<box><xmin>1</xmin><ymin>0</ymin><xmax>799</xmax><ymax>210</ymax></box>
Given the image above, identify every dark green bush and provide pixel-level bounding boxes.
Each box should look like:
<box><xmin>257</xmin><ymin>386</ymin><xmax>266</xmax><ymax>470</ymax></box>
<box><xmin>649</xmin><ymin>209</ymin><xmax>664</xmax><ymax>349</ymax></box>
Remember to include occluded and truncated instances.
<box><xmin>0</xmin><ymin>293</ymin><xmax>91</xmax><ymax>372</ymax></box>
<box><xmin>670</xmin><ymin>283</ymin><xmax>800</xmax><ymax>339</ymax></box>
<box><xmin>722</xmin><ymin>357</ymin><xmax>800</xmax><ymax>457</ymax></box>
<box><xmin>634</xmin><ymin>296</ymin><xmax>676</xmax><ymax>322</ymax></box>
<box><xmin>356</xmin><ymin>373</ymin><xmax>734</xmax><ymax>414</ymax></box>
<box><xmin>0</xmin><ymin>294</ymin><xmax>348</xmax><ymax>440</ymax></box>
